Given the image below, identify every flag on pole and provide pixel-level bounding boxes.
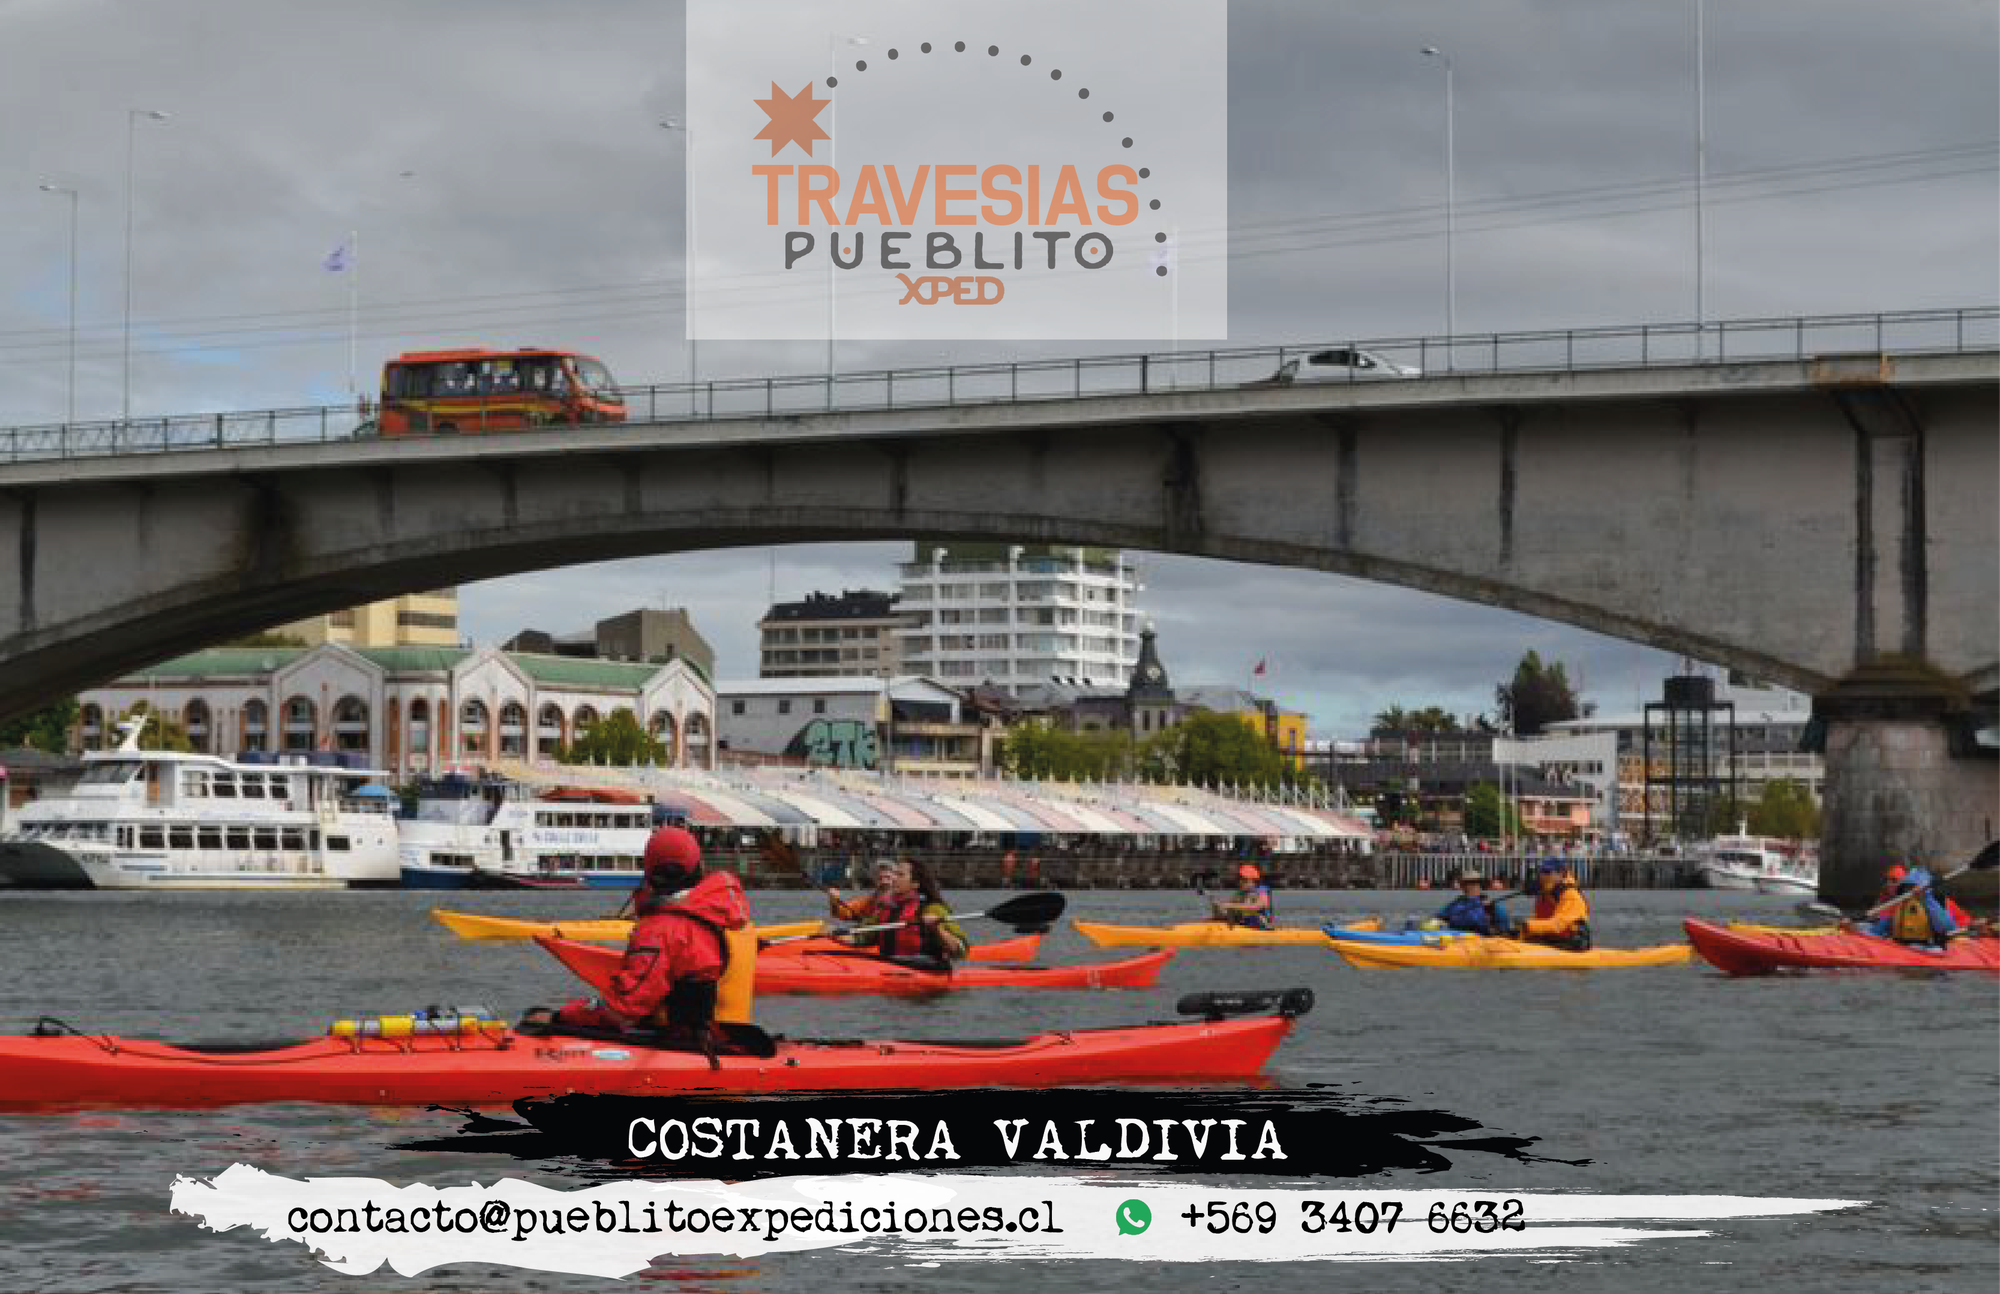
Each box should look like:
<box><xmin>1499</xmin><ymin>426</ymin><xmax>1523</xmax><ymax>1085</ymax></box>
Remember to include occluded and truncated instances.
<box><xmin>1252</xmin><ymin>659</ymin><xmax>1267</xmax><ymax>677</ymax></box>
<box><xmin>322</xmin><ymin>241</ymin><xmax>351</xmax><ymax>272</ymax></box>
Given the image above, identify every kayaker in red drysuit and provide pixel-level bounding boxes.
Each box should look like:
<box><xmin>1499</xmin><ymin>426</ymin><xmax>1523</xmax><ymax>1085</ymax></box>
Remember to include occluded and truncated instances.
<box><xmin>554</xmin><ymin>827</ymin><xmax>750</xmax><ymax>1036</ymax></box>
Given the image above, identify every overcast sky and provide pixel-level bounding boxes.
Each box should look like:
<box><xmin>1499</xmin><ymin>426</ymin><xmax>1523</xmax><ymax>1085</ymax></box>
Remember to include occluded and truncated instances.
<box><xmin>3</xmin><ymin>1</ymin><xmax>1994</xmax><ymax>733</ymax></box>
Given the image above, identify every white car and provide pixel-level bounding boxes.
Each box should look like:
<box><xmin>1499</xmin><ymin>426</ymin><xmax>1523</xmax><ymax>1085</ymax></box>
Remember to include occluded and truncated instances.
<box><xmin>1268</xmin><ymin>347</ymin><xmax>1422</xmax><ymax>383</ymax></box>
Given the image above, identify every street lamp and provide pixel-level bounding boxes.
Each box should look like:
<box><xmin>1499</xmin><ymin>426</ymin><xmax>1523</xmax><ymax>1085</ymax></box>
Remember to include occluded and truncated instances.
<box><xmin>1693</xmin><ymin>0</ymin><xmax>1707</xmax><ymax>357</ymax></box>
<box><xmin>660</xmin><ymin>117</ymin><xmax>698</xmax><ymax>412</ymax></box>
<box><xmin>124</xmin><ymin>107</ymin><xmax>169</xmax><ymax>424</ymax></box>
<box><xmin>1420</xmin><ymin>48</ymin><xmax>1455</xmax><ymax>345</ymax></box>
<box><xmin>827</xmin><ymin>34</ymin><xmax>867</xmax><ymax>406</ymax></box>
<box><xmin>38</xmin><ymin>183</ymin><xmax>78</xmax><ymax>423</ymax></box>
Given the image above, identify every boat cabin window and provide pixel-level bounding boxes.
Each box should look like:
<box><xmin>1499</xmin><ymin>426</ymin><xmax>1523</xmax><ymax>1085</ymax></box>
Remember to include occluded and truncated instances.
<box><xmin>211</xmin><ymin>774</ymin><xmax>237</xmax><ymax>799</ymax></box>
<box><xmin>117</xmin><ymin>826</ymin><xmax>134</xmax><ymax>848</ymax></box>
<box><xmin>180</xmin><ymin>770</ymin><xmax>210</xmax><ymax>797</ymax></box>
<box><xmin>227</xmin><ymin>828</ymin><xmax>251</xmax><ymax>850</ymax></box>
<box><xmin>79</xmin><ymin>761</ymin><xmax>143</xmax><ymax>785</ymax></box>
<box><xmin>281</xmin><ymin>828</ymin><xmax>306</xmax><ymax>851</ymax></box>
<box><xmin>327</xmin><ymin>835</ymin><xmax>351</xmax><ymax>852</ymax></box>
<box><xmin>198</xmin><ymin>827</ymin><xmax>223</xmax><ymax>850</ymax></box>
<box><xmin>240</xmin><ymin>774</ymin><xmax>267</xmax><ymax>799</ymax></box>
<box><xmin>139</xmin><ymin>826</ymin><xmax>165</xmax><ymax>849</ymax></box>
<box><xmin>253</xmin><ymin>828</ymin><xmax>279</xmax><ymax>851</ymax></box>
<box><xmin>169</xmin><ymin>827</ymin><xmax>195</xmax><ymax>850</ymax></box>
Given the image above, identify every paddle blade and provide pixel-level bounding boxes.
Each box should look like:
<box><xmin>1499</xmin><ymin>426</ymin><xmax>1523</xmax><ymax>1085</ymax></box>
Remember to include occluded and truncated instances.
<box><xmin>980</xmin><ymin>891</ymin><xmax>1067</xmax><ymax>930</ymax></box>
<box><xmin>1177</xmin><ymin>988</ymin><xmax>1314</xmax><ymax>1020</ymax></box>
<box><xmin>1967</xmin><ymin>841</ymin><xmax>1999</xmax><ymax>872</ymax></box>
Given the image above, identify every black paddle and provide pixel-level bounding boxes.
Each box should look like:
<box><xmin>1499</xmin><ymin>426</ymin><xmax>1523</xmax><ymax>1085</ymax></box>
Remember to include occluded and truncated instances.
<box><xmin>1177</xmin><ymin>988</ymin><xmax>1316</xmax><ymax>1020</ymax></box>
<box><xmin>768</xmin><ymin>891</ymin><xmax>1067</xmax><ymax>947</ymax></box>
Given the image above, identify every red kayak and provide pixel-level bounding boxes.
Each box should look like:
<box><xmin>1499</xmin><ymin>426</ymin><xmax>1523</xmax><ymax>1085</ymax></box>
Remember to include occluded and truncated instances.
<box><xmin>1683</xmin><ymin>919</ymin><xmax>2000</xmax><ymax>976</ymax></box>
<box><xmin>772</xmin><ymin>932</ymin><xmax>1043</xmax><ymax>963</ymax></box>
<box><xmin>0</xmin><ymin>1013</ymin><xmax>1293</xmax><ymax>1110</ymax></box>
<box><xmin>541</xmin><ymin>935</ymin><xmax>1171</xmax><ymax>996</ymax></box>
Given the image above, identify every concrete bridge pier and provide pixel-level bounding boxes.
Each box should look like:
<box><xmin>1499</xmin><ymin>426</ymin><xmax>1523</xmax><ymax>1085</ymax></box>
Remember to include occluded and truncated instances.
<box><xmin>1815</xmin><ymin>665</ymin><xmax>1998</xmax><ymax>913</ymax></box>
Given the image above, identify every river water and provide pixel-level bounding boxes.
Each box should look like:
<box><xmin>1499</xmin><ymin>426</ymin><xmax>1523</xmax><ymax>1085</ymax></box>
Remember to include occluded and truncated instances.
<box><xmin>0</xmin><ymin>887</ymin><xmax>1992</xmax><ymax>1292</ymax></box>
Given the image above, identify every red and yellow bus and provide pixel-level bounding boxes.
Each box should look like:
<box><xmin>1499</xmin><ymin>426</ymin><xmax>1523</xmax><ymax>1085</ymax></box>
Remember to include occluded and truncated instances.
<box><xmin>378</xmin><ymin>348</ymin><xmax>625</xmax><ymax>436</ymax></box>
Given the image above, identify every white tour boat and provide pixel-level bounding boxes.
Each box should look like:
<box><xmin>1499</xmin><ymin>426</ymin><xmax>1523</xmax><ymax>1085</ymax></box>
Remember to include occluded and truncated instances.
<box><xmin>1696</xmin><ymin>829</ymin><xmax>1818</xmax><ymax>895</ymax></box>
<box><xmin>397</xmin><ymin>774</ymin><xmax>658</xmax><ymax>889</ymax></box>
<box><xmin>0</xmin><ymin>719</ymin><xmax>399</xmax><ymax>889</ymax></box>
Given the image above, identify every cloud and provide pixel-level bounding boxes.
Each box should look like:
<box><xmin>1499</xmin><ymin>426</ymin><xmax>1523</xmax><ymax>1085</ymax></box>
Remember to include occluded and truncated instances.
<box><xmin>2</xmin><ymin>0</ymin><xmax>1988</xmax><ymax>732</ymax></box>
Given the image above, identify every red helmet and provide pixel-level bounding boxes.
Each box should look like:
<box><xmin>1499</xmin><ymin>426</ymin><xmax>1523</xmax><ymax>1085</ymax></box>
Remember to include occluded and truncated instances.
<box><xmin>1885</xmin><ymin>864</ymin><xmax>1908</xmax><ymax>883</ymax></box>
<box><xmin>1237</xmin><ymin>863</ymin><xmax>1262</xmax><ymax>883</ymax></box>
<box><xmin>642</xmin><ymin>826</ymin><xmax>703</xmax><ymax>890</ymax></box>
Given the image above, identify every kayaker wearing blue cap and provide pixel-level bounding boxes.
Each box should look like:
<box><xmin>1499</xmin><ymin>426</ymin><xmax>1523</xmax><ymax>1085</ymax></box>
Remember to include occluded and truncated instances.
<box><xmin>1434</xmin><ymin>868</ymin><xmax>1508</xmax><ymax>935</ymax></box>
<box><xmin>1512</xmin><ymin>859</ymin><xmax>1591</xmax><ymax>951</ymax></box>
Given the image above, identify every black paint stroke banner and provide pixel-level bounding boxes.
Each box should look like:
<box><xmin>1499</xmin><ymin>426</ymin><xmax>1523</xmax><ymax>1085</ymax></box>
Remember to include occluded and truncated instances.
<box><xmin>397</xmin><ymin>1087</ymin><xmax>1590</xmax><ymax>1181</ymax></box>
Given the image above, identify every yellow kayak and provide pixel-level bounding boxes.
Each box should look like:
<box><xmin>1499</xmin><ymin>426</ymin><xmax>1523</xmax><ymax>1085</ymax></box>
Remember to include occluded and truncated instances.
<box><xmin>1326</xmin><ymin>934</ymin><xmax>1693</xmax><ymax>969</ymax></box>
<box><xmin>1725</xmin><ymin>921</ymin><xmax>1839</xmax><ymax>937</ymax></box>
<box><xmin>431</xmin><ymin>909</ymin><xmax>824</xmax><ymax>944</ymax></box>
<box><xmin>1073</xmin><ymin>918</ymin><xmax>1382</xmax><ymax>949</ymax></box>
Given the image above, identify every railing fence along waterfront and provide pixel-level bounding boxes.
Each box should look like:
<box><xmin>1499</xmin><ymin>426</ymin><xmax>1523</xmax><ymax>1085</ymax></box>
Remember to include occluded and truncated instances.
<box><xmin>4</xmin><ymin>306</ymin><xmax>1992</xmax><ymax>464</ymax></box>
<box><xmin>709</xmin><ymin>849</ymin><xmax>1698</xmax><ymax>892</ymax></box>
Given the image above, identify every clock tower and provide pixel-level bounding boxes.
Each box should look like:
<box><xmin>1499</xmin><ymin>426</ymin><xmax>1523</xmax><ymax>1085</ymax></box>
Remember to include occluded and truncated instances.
<box><xmin>1126</xmin><ymin>625</ymin><xmax>1177</xmax><ymax>736</ymax></box>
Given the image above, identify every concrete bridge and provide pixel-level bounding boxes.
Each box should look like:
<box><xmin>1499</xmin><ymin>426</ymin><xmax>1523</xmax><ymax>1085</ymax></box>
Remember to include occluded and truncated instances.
<box><xmin>0</xmin><ymin>315</ymin><xmax>1993</xmax><ymax>905</ymax></box>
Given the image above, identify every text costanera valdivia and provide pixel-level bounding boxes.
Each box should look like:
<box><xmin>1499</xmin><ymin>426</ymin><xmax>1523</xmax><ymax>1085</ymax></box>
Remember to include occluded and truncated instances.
<box><xmin>625</xmin><ymin>1116</ymin><xmax>1285</xmax><ymax>1163</ymax></box>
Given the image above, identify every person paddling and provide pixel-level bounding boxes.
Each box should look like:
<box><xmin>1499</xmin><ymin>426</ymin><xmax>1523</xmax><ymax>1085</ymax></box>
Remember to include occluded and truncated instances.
<box><xmin>553</xmin><ymin>826</ymin><xmax>752</xmax><ymax>1047</ymax></box>
<box><xmin>1845</xmin><ymin>866</ymin><xmax>1970</xmax><ymax>946</ymax></box>
<box><xmin>1211</xmin><ymin>864</ymin><xmax>1276</xmax><ymax>931</ymax></box>
<box><xmin>1512</xmin><ymin>859</ymin><xmax>1592</xmax><ymax>951</ymax></box>
<box><xmin>825</xmin><ymin>858</ymin><xmax>896</xmax><ymax>924</ymax></box>
<box><xmin>1434</xmin><ymin>868</ymin><xmax>1509</xmax><ymax>935</ymax></box>
<box><xmin>856</xmin><ymin>857</ymin><xmax>967</xmax><ymax>968</ymax></box>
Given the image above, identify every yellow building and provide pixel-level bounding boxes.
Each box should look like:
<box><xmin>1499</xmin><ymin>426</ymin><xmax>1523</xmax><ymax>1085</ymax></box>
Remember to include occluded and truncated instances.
<box><xmin>1176</xmin><ymin>686</ymin><xmax>1310</xmax><ymax>770</ymax></box>
<box><xmin>280</xmin><ymin>590</ymin><xmax>460</xmax><ymax>649</ymax></box>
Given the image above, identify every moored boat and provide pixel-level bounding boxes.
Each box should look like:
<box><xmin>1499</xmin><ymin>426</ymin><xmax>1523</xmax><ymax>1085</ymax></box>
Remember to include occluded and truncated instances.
<box><xmin>0</xmin><ymin>719</ymin><xmax>399</xmax><ymax>890</ymax></box>
<box><xmin>398</xmin><ymin>776</ymin><xmax>655</xmax><ymax>889</ymax></box>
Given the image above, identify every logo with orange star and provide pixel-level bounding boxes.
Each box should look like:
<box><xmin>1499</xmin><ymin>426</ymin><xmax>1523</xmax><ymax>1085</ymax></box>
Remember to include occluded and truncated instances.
<box><xmin>753</xmin><ymin>81</ymin><xmax>830</xmax><ymax>157</ymax></box>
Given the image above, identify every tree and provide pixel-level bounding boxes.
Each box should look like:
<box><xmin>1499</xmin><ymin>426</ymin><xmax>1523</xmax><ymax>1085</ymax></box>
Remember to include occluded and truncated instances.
<box><xmin>1372</xmin><ymin>705</ymin><xmax>1465</xmax><ymax>735</ymax></box>
<box><xmin>1494</xmin><ymin>650</ymin><xmax>1582</xmax><ymax>736</ymax></box>
<box><xmin>999</xmin><ymin>721</ymin><xmax>1134</xmax><ymax>781</ymax></box>
<box><xmin>1747</xmin><ymin>779</ymin><xmax>1820</xmax><ymax>840</ymax></box>
<box><xmin>0</xmin><ymin>696</ymin><xmax>78</xmax><ymax>754</ymax></box>
<box><xmin>558</xmin><ymin>710</ymin><xmax>665</xmax><ymax>766</ymax></box>
<box><xmin>1462</xmin><ymin>781</ymin><xmax>1523</xmax><ymax>839</ymax></box>
<box><xmin>1149</xmin><ymin>712</ymin><xmax>1290</xmax><ymax>790</ymax></box>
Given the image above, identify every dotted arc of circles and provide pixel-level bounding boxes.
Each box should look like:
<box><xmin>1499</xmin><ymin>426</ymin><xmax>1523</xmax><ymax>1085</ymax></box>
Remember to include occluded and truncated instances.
<box><xmin>815</xmin><ymin>38</ymin><xmax>1166</xmax><ymax>271</ymax></box>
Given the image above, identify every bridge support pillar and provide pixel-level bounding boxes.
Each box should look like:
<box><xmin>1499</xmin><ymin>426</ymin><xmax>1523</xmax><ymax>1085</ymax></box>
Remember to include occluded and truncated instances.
<box><xmin>1814</xmin><ymin>663</ymin><xmax>1997</xmax><ymax>913</ymax></box>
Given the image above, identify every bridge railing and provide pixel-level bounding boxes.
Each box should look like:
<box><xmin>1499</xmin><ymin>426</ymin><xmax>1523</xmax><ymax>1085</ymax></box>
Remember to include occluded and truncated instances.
<box><xmin>4</xmin><ymin>305</ymin><xmax>1994</xmax><ymax>464</ymax></box>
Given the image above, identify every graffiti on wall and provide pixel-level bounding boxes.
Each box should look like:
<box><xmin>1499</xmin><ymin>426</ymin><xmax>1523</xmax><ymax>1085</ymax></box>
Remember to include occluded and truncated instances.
<box><xmin>786</xmin><ymin>719</ymin><xmax>880</xmax><ymax>770</ymax></box>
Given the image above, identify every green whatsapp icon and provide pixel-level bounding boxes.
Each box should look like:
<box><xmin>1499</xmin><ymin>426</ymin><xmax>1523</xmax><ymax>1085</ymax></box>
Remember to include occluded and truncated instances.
<box><xmin>1115</xmin><ymin>1199</ymin><xmax>1152</xmax><ymax>1236</ymax></box>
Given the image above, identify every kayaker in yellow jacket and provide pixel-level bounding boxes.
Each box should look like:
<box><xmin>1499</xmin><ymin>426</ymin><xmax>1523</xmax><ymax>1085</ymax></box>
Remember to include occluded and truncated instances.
<box><xmin>1513</xmin><ymin>860</ymin><xmax>1591</xmax><ymax>951</ymax></box>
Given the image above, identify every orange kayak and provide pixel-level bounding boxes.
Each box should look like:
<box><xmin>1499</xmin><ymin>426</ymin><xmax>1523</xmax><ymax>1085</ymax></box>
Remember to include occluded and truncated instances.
<box><xmin>540</xmin><ymin>935</ymin><xmax>1172</xmax><ymax>996</ymax></box>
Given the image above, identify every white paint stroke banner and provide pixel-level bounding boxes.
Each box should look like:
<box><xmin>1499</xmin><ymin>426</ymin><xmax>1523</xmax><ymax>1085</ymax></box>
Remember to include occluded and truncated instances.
<box><xmin>170</xmin><ymin>1164</ymin><xmax>1863</xmax><ymax>1278</ymax></box>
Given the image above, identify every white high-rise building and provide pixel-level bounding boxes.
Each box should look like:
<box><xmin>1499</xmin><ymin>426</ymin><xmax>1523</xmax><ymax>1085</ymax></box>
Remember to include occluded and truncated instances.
<box><xmin>895</xmin><ymin>543</ymin><xmax>1142</xmax><ymax>693</ymax></box>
